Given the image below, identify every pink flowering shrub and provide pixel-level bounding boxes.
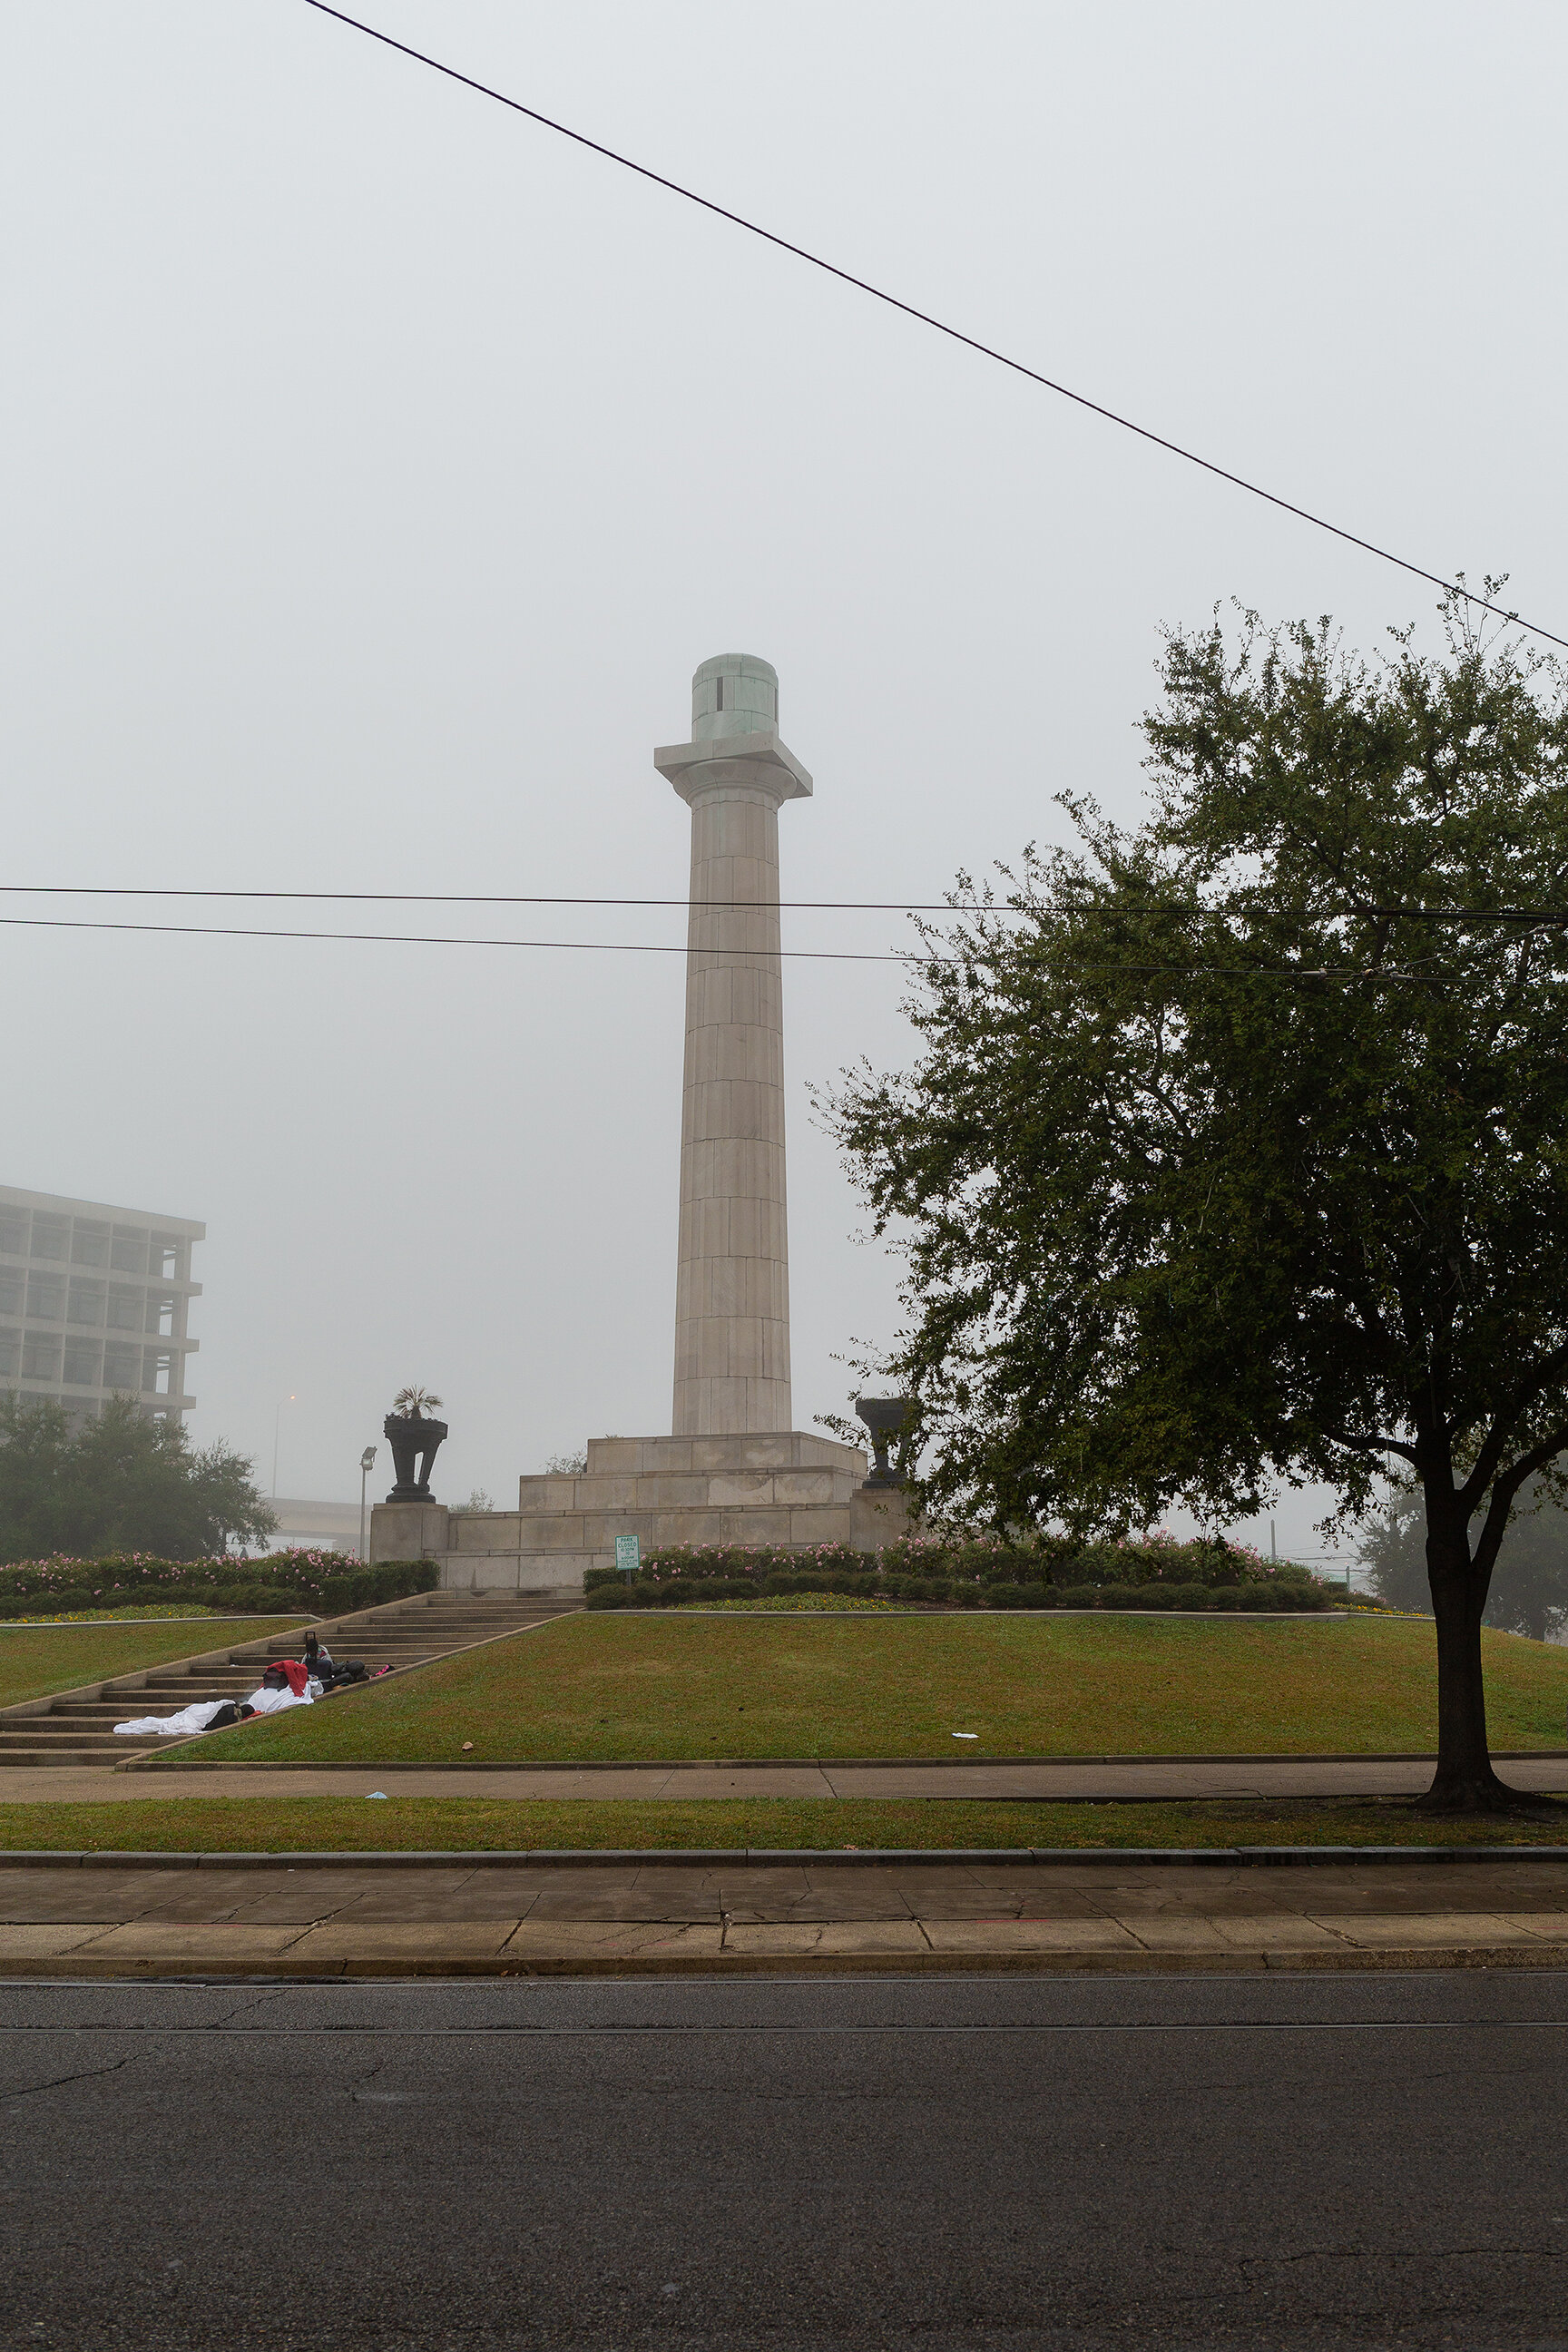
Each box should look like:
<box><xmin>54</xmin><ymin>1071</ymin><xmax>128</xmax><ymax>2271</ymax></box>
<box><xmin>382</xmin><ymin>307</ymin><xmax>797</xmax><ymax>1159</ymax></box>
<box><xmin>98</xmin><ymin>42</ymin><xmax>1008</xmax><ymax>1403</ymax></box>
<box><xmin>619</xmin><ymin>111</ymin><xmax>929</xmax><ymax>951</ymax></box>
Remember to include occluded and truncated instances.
<box><xmin>0</xmin><ymin>1548</ymin><xmax>436</xmax><ymax>1612</ymax></box>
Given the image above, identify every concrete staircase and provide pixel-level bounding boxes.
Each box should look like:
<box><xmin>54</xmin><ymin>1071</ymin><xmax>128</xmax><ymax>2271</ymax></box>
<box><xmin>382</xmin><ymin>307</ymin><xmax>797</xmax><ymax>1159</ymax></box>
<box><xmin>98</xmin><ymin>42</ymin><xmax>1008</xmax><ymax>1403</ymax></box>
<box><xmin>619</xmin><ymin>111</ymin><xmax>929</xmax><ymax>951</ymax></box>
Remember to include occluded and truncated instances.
<box><xmin>0</xmin><ymin>1589</ymin><xmax>580</xmax><ymax>1767</ymax></box>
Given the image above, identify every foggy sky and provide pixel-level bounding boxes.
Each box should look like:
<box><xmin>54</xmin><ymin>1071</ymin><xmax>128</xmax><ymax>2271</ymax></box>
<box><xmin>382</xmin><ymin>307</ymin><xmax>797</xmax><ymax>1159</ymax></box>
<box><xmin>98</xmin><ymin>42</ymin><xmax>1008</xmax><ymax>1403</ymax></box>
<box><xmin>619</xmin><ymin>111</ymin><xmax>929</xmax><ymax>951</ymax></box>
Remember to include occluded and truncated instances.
<box><xmin>3</xmin><ymin>1</ymin><xmax>1562</xmax><ymax>1565</ymax></box>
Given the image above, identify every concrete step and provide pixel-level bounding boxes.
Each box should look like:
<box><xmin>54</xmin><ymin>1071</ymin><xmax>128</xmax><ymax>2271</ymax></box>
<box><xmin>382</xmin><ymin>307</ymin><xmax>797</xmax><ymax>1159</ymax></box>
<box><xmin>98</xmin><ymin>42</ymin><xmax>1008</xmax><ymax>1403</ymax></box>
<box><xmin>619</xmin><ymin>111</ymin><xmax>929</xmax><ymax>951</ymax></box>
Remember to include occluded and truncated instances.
<box><xmin>5</xmin><ymin>1708</ymin><xmax>178</xmax><ymax>1726</ymax></box>
<box><xmin>19</xmin><ymin>1733</ymin><xmax>217</xmax><ymax>1747</ymax></box>
<box><xmin>0</xmin><ymin>1748</ymin><xmax>164</xmax><ymax>1767</ymax></box>
<box><xmin>35</xmin><ymin>1703</ymin><xmax>248</xmax><ymax>1722</ymax></box>
<box><xmin>0</xmin><ymin>1591</ymin><xmax>578</xmax><ymax>1766</ymax></box>
<box><xmin>0</xmin><ymin>1730</ymin><xmax>162</xmax><ymax>1749</ymax></box>
<box><xmin>136</xmin><ymin>1677</ymin><xmax>277</xmax><ymax>1695</ymax></box>
<box><xmin>276</xmin><ymin>1622</ymin><xmax>540</xmax><ymax>1641</ymax></box>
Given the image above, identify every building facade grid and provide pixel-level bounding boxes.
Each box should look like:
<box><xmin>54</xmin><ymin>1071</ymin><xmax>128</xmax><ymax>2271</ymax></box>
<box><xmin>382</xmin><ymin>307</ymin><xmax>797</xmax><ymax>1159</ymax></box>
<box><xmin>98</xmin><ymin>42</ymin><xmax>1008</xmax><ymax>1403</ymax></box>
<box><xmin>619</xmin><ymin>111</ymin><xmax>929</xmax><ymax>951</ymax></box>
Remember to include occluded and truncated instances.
<box><xmin>0</xmin><ymin>1184</ymin><xmax>202</xmax><ymax>1428</ymax></box>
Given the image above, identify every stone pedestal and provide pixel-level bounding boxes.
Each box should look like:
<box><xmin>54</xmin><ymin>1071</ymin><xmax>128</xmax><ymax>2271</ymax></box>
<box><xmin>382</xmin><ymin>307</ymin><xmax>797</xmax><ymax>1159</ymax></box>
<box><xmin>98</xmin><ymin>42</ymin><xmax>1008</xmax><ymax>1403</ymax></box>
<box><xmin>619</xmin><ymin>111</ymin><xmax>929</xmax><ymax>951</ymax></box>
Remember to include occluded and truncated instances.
<box><xmin>428</xmin><ymin>1432</ymin><xmax>916</xmax><ymax>1592</ymax></box>
<box><xmin>368</xmin><ymin>1499</ymin><xmax>450</xmax><ymax>1567</ymax></box>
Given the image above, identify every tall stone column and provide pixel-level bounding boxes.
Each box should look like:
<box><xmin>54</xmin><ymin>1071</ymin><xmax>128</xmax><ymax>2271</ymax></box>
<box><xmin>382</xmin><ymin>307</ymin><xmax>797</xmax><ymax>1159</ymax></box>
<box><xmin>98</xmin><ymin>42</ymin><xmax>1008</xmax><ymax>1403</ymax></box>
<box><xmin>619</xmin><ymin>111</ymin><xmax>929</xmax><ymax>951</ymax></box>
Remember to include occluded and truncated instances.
<box><xmin>656</xmin><ymin>654</ymin><xmax>812</xmax><ymax>1436</ymax></box>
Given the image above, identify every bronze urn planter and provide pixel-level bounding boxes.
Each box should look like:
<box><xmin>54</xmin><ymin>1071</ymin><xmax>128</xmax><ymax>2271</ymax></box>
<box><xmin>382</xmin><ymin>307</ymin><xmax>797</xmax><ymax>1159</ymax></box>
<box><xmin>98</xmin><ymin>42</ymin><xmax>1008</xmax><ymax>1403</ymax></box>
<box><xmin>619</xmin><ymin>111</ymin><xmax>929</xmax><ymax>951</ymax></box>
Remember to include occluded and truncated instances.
<box><xmin>856</xmin><ymin>1396</ymin><xmax>913</xmax><ymax>1490</ymax></box>
<box><xmin>383</xmin><ymin>1411</ymin><xmax>448</xmax><ymax>1500</ymax></box>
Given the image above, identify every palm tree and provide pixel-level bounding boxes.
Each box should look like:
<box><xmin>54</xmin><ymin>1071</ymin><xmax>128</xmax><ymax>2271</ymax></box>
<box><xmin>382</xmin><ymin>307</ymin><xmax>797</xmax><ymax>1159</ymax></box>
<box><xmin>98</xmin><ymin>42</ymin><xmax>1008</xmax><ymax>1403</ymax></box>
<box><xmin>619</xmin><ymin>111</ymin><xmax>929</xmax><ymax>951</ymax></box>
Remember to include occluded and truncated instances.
<box><xmin>391</xmin><ymin>1385</ymin><xmax>444</xmax><ymax>1419</ymax></box>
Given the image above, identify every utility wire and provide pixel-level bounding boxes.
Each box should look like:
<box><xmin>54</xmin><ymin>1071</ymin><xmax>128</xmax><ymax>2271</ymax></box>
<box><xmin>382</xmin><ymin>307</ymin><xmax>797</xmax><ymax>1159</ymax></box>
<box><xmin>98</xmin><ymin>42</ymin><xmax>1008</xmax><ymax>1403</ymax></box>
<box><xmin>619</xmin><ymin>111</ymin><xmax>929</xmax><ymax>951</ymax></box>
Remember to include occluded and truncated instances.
<box><xmin>0</xmin><ymin>885</ymin><xmax>1064</xmax><ymax>913</ymax></box>
<box><xmin>0</xmin><ymin>910</ymin><xmax>1538</xmax><ymax>983</ymax></box>
<box><xmin>301</xmin><ymin>0</ymin><xmax>1566</xmax><ymax>654</ymax></box>
<box><xmin>3</xmin><ymin>885</ymin><xmax>1568</xmax><ymax>923</ymax></box>
<box><xmin>0</xmin><ymin>914</ymin><xmax>903</xmax><ymax>965</ymax></box>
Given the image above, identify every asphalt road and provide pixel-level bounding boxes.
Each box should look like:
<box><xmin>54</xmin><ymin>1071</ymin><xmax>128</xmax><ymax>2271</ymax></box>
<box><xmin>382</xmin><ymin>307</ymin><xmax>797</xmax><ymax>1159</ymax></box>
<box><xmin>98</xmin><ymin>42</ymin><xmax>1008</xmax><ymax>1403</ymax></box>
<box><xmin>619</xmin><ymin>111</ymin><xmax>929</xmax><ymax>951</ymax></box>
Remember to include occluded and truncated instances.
<box><xmin>2</xmin><ymin>1972</ymin><xmax>1566</xmax><ymax>2351</ymax></box>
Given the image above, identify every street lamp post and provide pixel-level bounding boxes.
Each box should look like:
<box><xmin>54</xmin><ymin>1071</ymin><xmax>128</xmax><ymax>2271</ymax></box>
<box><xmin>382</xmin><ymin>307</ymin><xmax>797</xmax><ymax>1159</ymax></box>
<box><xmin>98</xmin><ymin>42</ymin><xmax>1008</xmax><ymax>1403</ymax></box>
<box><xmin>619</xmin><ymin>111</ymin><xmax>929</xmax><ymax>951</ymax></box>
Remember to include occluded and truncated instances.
<box><xmin>359</xmin><ymin>1446</ymin><xmax>377</xmax><ymax>1563</ymax></box>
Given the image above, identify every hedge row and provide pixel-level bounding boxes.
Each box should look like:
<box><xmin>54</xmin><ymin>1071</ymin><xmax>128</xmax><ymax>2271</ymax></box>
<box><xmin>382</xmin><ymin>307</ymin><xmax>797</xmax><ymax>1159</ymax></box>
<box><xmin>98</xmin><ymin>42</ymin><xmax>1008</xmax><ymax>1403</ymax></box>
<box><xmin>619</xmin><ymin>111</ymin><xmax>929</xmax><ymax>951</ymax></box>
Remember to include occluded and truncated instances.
<box><xmin>588</xmin><ymin>1573</ymin><xmax>1331</xmax><ymax>1612</ymax></box>
<box><xmin>584</xmin><ymin>1533</ymin><xmax>1324</xmax><ymax>1604</ymax></box>
<box><xmin>0</xmin><ymin>1550</ymin><xmax>438</xmax><ymax>1617</ymax></box>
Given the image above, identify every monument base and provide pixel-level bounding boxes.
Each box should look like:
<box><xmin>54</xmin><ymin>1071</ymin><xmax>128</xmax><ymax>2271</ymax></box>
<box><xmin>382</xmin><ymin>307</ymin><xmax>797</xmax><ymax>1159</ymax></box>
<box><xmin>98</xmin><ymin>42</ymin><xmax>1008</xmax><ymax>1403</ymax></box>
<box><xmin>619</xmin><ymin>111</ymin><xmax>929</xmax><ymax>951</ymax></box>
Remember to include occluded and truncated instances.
<box><xmin>367</xmin><ymin>1499</ymin><xmax>453</xmax><ymax>1570</ymax></box>
<box><xmin>371</xmin><ymin>1432</ymin><xmax>916</xmax><ymax>1593</ymax></box>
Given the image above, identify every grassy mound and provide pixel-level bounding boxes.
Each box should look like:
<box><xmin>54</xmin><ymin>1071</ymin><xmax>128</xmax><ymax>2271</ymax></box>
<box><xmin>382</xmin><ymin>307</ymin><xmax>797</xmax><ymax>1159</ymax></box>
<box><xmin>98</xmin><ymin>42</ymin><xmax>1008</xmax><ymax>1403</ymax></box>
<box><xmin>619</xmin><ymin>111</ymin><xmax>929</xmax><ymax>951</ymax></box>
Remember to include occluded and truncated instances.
<box><xmin>157</xmin><ymin>1612</ymin><xmax>1568</xmax><ymax>1766</ymax></box>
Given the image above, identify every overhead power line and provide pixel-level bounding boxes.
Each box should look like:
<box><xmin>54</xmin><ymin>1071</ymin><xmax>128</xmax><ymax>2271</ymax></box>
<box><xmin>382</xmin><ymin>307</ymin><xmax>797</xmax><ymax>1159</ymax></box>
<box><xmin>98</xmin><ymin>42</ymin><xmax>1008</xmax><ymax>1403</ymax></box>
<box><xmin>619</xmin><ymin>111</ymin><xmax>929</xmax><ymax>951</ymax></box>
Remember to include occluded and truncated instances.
<box><xmin>0</xmin><ymin>885</ymin><xmax>1035</xmax><ymax>913</ymax></box>
<box><xmin>4</xmin><ymin>885</ymin><xmax>1568</xmax><ymax>922</ymax></box>
<box><xmin>1</xmin><ymin>909</ymin><xmax>1543</xmax><ymax>984</ymax></box>
<box><xmin>0</xmin><ymin>914</ymin><xmax>904</xmax><ymax>965</ymax></box>
<box><xmin>302</xmin><ymin>0</ymin><xmax>1567</xmax><ymax>654</ymax></box>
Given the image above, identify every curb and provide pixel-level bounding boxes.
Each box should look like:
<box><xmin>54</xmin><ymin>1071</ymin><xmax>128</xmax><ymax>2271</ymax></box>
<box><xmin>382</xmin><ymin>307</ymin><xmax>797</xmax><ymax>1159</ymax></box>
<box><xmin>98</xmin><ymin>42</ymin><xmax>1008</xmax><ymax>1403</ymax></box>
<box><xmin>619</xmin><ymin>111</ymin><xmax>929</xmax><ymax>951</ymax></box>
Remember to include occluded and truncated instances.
<box><xmin>3</xmin><ymin>1843</ymin><xmax>1568</xmax><ymax>1869</ymax></box>
<box><xmin>122</xmin><ymin>1749</ymin><xmax>1568</xmax><ymax>1771</ymax></box>
<box><xmin>5</xmin><ymin>1945</ymin><xmax>1568</xmax><ymax>1982</ymax></box>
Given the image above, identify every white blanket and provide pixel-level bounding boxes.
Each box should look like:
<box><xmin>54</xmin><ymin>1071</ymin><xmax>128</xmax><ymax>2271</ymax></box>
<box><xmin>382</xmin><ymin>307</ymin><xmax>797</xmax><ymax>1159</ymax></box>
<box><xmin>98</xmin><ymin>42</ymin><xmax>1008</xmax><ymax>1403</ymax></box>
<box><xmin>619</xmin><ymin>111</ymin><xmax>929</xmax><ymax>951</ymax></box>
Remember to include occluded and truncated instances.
<box><xmin>113</xmin><ymin>1699</ymin><xmax>229</xmax><ymax>1738</ymax></box>
<box><xmin>244</xmin><ymin>1683</ymin><xmax>316</xmax><ymax>1714</ymax></box>
<box><xmin>113</xmin><ymin>1682</ymin><xmax>316</xmax><ymax>1737</ymax></box>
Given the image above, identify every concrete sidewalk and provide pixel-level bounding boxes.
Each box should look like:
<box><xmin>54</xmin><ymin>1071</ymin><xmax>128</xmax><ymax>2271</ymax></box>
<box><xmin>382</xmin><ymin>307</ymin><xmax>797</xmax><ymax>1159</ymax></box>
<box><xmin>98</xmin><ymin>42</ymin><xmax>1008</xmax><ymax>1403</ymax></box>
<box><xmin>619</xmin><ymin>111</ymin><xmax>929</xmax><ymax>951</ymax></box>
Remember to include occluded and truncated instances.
<box><xmin>5</xmin><ymin>1852</ymin><xmax>1568</xmax><ymax>1976</ymax></box>
<box><xmin>3</xmin><ymin>1753</ymin><xmax>1568</xmax><ymax>1802</ymax></box>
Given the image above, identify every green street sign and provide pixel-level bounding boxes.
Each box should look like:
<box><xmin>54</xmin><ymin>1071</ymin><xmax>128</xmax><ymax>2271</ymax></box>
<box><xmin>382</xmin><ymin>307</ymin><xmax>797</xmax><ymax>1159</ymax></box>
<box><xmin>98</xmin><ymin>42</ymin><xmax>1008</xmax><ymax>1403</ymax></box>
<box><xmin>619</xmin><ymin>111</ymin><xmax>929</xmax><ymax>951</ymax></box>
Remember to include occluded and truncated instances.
<box><xmin>614</xmin><ymin>1533</ymin><xmax>641</xmax><ymax>1578</ymax></box>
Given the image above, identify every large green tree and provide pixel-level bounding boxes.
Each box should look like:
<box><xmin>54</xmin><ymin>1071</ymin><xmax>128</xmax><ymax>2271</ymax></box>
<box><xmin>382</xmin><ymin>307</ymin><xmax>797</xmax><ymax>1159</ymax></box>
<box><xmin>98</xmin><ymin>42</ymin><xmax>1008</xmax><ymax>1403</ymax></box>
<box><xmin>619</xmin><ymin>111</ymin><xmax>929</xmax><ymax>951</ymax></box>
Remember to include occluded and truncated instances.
<box><xmin>0</xmin><ymin>1392</ymin><xmax>277</xmax><ymax>1563</ymax></box>
<box><xmin>825</xmin><ymin>595</ymin><xmax>1568</xmax><ymax>1809</ymax></box>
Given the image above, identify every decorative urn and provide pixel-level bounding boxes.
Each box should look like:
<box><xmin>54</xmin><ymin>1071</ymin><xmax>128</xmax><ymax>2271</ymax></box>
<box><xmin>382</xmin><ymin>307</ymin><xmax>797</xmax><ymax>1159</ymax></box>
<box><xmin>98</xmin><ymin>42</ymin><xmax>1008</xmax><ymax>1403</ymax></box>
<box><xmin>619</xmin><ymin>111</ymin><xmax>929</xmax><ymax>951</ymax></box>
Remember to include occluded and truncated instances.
<box><xmin>383</xmin><ymin>1390</ymin><xmax>448</xmax><ymax>1500</ymax></box>
<box><xmin>855</xmin><ymin>1396</ymin><xmax>913</xmax><ymax>1490</ymax></box>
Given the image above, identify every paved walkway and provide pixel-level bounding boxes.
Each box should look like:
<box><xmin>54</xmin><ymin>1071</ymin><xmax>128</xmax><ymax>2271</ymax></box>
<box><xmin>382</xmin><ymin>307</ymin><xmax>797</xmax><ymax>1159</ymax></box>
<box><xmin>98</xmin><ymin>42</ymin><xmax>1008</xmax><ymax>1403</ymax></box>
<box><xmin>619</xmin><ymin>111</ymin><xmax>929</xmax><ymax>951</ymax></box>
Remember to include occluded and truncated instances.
<box><xmin>5</xmin><ymin>1853</ymin><xmax>1568</xmax><ymax>1975</ymax></box>
<box><xmin>4</xmin><ymin>1754</ymin><xmax>1568</xmax><ymax>1802</ymax></box>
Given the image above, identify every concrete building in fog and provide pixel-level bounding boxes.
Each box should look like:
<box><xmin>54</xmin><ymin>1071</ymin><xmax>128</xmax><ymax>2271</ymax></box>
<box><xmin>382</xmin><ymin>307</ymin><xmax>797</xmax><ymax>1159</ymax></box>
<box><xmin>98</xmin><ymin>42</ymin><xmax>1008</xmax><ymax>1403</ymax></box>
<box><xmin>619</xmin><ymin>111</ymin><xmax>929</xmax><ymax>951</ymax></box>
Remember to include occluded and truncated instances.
<box><xmin>0</xmin><ymin>1184</ymin><xmax>202</xmax><ymax>1428</ymax></box>
<box><xmin>266</xmin><ymin>1498</ymin><xmax>360</xmax><ymax>1553</ymax></box>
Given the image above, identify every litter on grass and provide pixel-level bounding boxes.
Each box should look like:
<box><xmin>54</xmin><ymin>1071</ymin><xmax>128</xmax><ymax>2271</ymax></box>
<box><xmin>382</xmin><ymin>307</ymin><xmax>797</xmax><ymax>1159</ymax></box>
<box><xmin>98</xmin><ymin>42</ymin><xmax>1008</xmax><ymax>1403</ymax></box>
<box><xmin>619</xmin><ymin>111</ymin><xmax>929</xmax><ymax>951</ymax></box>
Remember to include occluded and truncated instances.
<box><xmin>952</xmin><ymin>1731</ymin><xmax>979</xmax><ymax>1740</ymax></box>
<box><xmin>366</xmin><ymin>1790</ymin><xmax>388</xmax><ymax>1799</ymax></box>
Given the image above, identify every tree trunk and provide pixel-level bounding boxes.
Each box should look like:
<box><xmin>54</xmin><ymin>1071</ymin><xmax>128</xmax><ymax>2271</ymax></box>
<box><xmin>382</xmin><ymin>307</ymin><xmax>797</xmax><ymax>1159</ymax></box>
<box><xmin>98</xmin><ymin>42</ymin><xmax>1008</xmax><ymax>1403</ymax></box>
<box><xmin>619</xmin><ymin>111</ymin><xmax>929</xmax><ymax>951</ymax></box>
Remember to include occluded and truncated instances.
<box><xmin>1420</xmin><ymin>1494</ymin><xmax>1514</xmax><ymax>1812</ymax></box>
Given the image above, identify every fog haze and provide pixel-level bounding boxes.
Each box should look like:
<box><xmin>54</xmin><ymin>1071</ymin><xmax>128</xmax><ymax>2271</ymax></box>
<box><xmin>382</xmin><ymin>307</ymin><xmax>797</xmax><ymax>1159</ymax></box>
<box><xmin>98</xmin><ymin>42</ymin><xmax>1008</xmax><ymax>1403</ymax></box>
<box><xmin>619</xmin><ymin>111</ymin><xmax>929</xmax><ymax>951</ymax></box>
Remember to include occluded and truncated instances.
<box><xmin>3</xmin><ymin>1</ymin><xmax>1562</xmax><ymax>1563</ymax></box>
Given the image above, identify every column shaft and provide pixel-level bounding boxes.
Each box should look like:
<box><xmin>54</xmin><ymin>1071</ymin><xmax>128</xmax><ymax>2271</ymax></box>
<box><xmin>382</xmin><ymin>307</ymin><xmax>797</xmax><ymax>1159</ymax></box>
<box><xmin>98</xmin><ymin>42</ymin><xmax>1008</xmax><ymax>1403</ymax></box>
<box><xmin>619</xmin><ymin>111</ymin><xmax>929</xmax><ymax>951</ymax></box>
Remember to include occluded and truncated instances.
<box><xmin>671</xmin><ymin>779</ymin><xmax>791</xmax><ymax>1435</ymax></box>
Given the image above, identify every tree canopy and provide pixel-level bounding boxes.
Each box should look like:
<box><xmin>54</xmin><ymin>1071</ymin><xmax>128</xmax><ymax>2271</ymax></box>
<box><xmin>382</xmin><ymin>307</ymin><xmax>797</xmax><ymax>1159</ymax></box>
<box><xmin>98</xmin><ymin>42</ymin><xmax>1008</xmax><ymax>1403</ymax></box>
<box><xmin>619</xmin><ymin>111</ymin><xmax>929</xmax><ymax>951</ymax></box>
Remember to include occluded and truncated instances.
<box><xmin>824</xmin><ymin>594</ymin><xmax>1568</xmax><ymax>1806</ymax></box>
<box><xmin>0</xmin><ymin>1392</ymin><xmax>277</xmax><ymax>1563</ymax></box>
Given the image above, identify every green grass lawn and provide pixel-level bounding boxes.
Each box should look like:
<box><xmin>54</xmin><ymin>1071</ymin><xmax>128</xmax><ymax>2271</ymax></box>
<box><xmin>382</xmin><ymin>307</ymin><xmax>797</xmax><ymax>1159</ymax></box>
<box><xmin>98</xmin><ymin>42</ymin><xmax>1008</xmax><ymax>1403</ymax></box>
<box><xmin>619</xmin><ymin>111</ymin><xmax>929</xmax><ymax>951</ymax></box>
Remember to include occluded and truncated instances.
<box><xmin>1</xmin><ymin>1795</ymin><xmax>1565</xmax><ymax>1853</ymax></box>
<box><xmin>0</xmin><ymin>1617</ymin><xmax>310</xmax><ymax>1710</ymax></box>
<box><xmin>158</xmin><ymin>1611</ymin><xmax>1568</xmax><ymax>1766</ymax></box>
